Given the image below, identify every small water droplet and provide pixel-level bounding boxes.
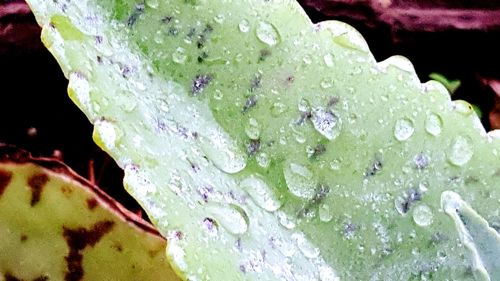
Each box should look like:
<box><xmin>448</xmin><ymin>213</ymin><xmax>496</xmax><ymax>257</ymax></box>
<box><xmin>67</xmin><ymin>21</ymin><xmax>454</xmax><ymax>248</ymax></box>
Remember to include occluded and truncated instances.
<box><xmin>172</xmin><ymin>47</ymin><xmax>187</xmax><ymax>64</ymax></box>
<box><xmin>213</xmin><ymin>89</ymin><xmax>223</xmax><ymax>100</ymax></box>
<box><xmin>302</xmin><ymin>55</ymin><xmax>312</xmax><ymax>65</ymax></box>
<box><xmin>238</xmin><ymin>19</ymin><xmax>250</xmax><ymax>33</ymax></box>
<box><xmin>154</xmin><ymin>30</ymin><xmax>164</xmax><ymax>44</ymax></box>
<box><xmin>145</xmin><ymin>0</ymin><xmax>159</xmax><ymax>8</ymax></box>
<box><xmin>214</xmin><ymin>14</ymin><xmax>225</xmax><ymax>24</ymax></box>
<box><xmin>425</xmin><ymin>113</ymin><xmax>442</xmax><ymax>136</ymax></box>
<box><xmin>311</xmin><ymin>107</ymin><xmax>342</xmax><ymax>141</ymax></box>
<box><xmin>94</xmin><ymin>119</ymin><xmax>122</xmax><ymax>149</ymax></box>
<box><xmin>256</xmin><ymin>152</ymin><xmax>270</xmax><ymax>168</ymax></box>
<box><xmin>255</xmin><ymin>21</ymin><xmax>280</xmax><ymax>46</ymax></box>
<box><xmin>323</xmin><ymin>53</ymin><xmax>334</xmax><ymax>67</ymax></box>
<box><xmin>320</xmin><ymin>79</ymin><xmax>333</xmax><ymax>89</ymax></box>
<box><xmin>207</xmin><ymin>204</ymin><xmax>249</xmax><ymax>235</ymax></box>
<box><xmin>240</xmin><ymin>175</ymin><xmax>282</xmax><ymax>212</ymax></box>
<box><xmin>394</xmin><ymin>118</ymin><xmax>414</xmax><ymax>141</ymax></box>
<box><xmin>293</xmin><ymin>233</ymin><xmax>320</xmax><ymax>258</ymax></box>
<box><xmin>271</xmin><ymin>102</ymin><xmax>287</xmax><ymax>117</ymax></box>
<box><xmin>329</xmin><ymin>159</ymin><xmax>341</xmax><ymax>171</ymax></box>
<box><xmin>318</xmin><ymin>203</ymin><xmax>333</xmax><ymax>222</ymax></box>
<box><xmin>298</xmin><ymin>98</ymin><xmax>311</xmax><ymax>112</ymax></box>
<box><xmin>447</xmin><ymin>135</ymin><xmax>473</xmax><ymax>166</ymax></box>
<box><xmin>284</xmin><ymin>162</ymin><xmax>317</xmax><ymax>199</ymax></box>
<box><xmin>453</xmin><ymin>100</ymin><xmax>474</xmax><ymax>116</ymax></box>
<box><xmin>245</xmin><ymin>118</ymin><xmax>261</xmax><ymax>140</ymax></box>
<box><xmin>412</xmin><ymin>204</ymin><xmax>433</xmax><ymax>227</ymax></box>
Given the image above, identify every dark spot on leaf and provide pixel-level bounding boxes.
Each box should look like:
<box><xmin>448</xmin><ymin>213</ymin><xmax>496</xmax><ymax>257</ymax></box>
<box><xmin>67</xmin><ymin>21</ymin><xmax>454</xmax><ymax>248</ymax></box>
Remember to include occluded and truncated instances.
<box><xmin>120</xmin><ymin>65</ymin><xmax>132</xmax><ymax>78</ymax></box>
<box><xmin>174</xmin><ymin>230</ymin><xmax>184</xmax><ymax>240</ymax></box>
<box><xmin>344</xmin><ymin>223</ymin><xmax>358</xmax><ymax>238</ymax></box>
<box><xmin>28</xmin><ymin>173</ymin><xmax>49</xmax><ymax>206</ymax></box>
<box><xmin>95</xmin><ymin>35</ymin><xmax>103</xmax><ymax>44</ymax></box>
<box><xmin>250</xmin><ymin>76</ymin><xmax>261</xmax><ymax>92</ymax></box>
<box><xmin>187</xmin><ymin>159</ymin><xmax>200</xmax><ymax>173</ymax></box>
<box><xmin>312</xmin><ymin>184</ymin><xmax>330</xmax><ymax>204</ymax></box>
<box><xmin>197</xmin><ymin>51</ymin><xmax>209</xmax><ymax>63</ymax></box>
<box><xmin>161</xmin><ymin>16</ymin><xmax>173</xmax><ymax>24</ymax></box>
<box><xmin>286</xmin><ymin>75</ymin><xmax>294</xmax><ymax>84</ymax></box>
<box><xmin>235</xmin><ymin>238</ymin><xmax>242</xmax><ymax>251</ymax></box>
<box><xmin>239</xmin><ymin>264</ymin><xmax>247</xmax><ymax>273</ymax></box>
<box><xmin>20</xmin><ymin>234</ymin><xmax>28</xmax><ymax>242</ymax></box>
<box><xmin>60</xmin><ymin>185</ymin><xmax>73</xmax><ymax>197</ymax></box>
<box><xmin>247</xmin><ymin>139</ymin><xmax>261</xmax><ymax>155</ymax></box>
<box><xmin>191</xmin><ymin>74</ymin><xmax>212</xmax><ymax>95</ymax></box>
<box><xmin>400</xmin><ymin>188</ymin><xmax>422</xmax><ymax>214</ymax></box>
<box><xmin>414</xmin><ymin>153</ymin><xmax>430</xmax><ymax>170</ymax></box>
<box><xmin>203</xmin><ymin>217</ymin><xmax>217</xmax><ymax>232</ymax></box>
<box><xmin>203</xmin><ymin>24</ymin><xmax>214</xmax><ymax>33</ymax></box>
<box><xmin>4</xmin><ymin>273</ymin><xmax>22</xmax><ymax>281</ymax></box>
<box><xmin>63</xmin><ymin>220</ymin><xmax>115</xmax><ymax>281</ymax></box>
<box><xmin>327</xmin><ymin>96</ymin><xmax>340</xmax><ymax>107</ymax></box>
<box><xmin>0</xmin><ymin>169</ymin><xmax>12</xmax><ymax>198</ymax></box>
<box><xmin>86</xmin><ymin>198</ymin><xmax>98</xmax><ymax>210</ymax></box>
<box><xmin>364</xmin><ymin>156</ymin><xmax>383</xmax><ymax>178</ymax></box>
<box><xmin>243</xmin><ymin>95</ymin><xmax>258</xmax><ymax>113</ymax></box>
<box><xmin>96</xmin><ymin>56</ymin><xmax>102</xmax><ymax>63</ymax></box>
<box><xmin>198</xmin><ymin>186</ymin><xmax>214</xmax><ymax>202</ymax></box>
<box><xmin>258</xmin><ymin>49</ymin><xmax>271</xmax><ymax>62</ymax></box>
<box><xmin>196</xmin><ymin>34</ymin><xmax>206</xmax><ymax>49</ymax></box>
<box><xmin>127</xmin><ymin>3</ymin><xmax>145</xmax><ymax>27</ymax></box>
<box><xmin>187</xmin><ymin>27</ymin><xmax>196</xmax><ymax>38</ymax></box>
<box><xmin>168</xmin><ymin>27</ymin><xmax>179</xmax><ymax>36</ymax></box>
<box><xmin>113</xmin><ymin>243</ymin><xmax>123</xmax><ymax>252</ymax></box>
<box><xmin>296</xmin><ymin>110</ymin><xmax>312</xmax><ymax>125</ymax></box>
<box><xmin>310</xmin><ymin>143</ymin><xmax>326</xmax><ymax>159</ymax></box>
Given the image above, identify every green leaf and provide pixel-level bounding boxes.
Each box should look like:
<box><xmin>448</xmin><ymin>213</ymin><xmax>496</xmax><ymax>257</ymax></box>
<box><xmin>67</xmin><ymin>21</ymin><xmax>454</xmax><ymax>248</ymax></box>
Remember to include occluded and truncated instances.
<box><xmin>25</xmin><ymin>0</ymin><xmax>500</xmax><ymax>280</ymax></box>
<box><xmin>0</xmin><ymin>145</ymin><xmax>180</xmax><ymax>280</ymax></box>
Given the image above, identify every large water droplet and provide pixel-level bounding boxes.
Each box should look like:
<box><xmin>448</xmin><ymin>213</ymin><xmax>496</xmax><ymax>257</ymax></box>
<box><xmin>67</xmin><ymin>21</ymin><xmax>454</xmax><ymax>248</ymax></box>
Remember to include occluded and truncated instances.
<box><xmin>172</xmin><ymin>47</ymin><xmax>187</xmax><ymax>64</ymax></box>
<box><xmin>394</xmin><ymin>118</ymin><xmax>414</xmax><ymax>141</ymax></box>
<box><xmin>453</xmin><ymin>100</ymin><xmax>474</xmax><ymax>116</ymax></box>
<box><xmin>240</xmin><ymin>175</ymin><xmax>282</xmax><ymax>212</ymax></box>
<box><xmin>145</xmin><ymin>0</ymin><xmax>159</xmax><ymax>8</ymax></box>
<box><xmin>94</xmin><ymin>119</ymin><xmax>122</xmax><ymax>149</ymax></box>
<box><xmin>323</xmin><ymin>53</ymin><xmax>334</xmax><ymax>67</ymax></box>
<box><xmin>311</xmin><ymin>107</ymin><xmax>341</xmax><ymax>141</ymax></box>
<box><xmin>447</xmin><ymin>135</ymin><xmax>473</xmax><ymax>166</ymax></box>
<box><xmin>199</xmin><ymin>130</ymin><xmax>247</xmax><ymax>174</ymax></box>
<box><xmin>255</xmin><ymin>21</ymin><xmax>280</xmax><ymax>46</ymax></box>
<box><xmin>245</xmin><ymin>118</ymin><xmax>261</xmax><ymax>140</ymax></box>
<box><xmin>238</xmin><ymin>19</ymin><xmax>250</xmax><ymax>33</ymax></box>
<box><xmin>425</xmin><ymin>113</ymin><xmax>442</xmax><ymax>136</ymax></box>
<box><xmin>293</xmin><ymin>233</ymin><xmax>320</xmax><ymax>259</ymax></box>
<box><xmin>318</xmin><ymin>203</ymin><xmax>333</xmax><ymax>222</ymax></box>
<box><xmin>412</xmin><ymin>204</ymin><xmax>433</xmax><ymax>227</ymax></box>
<box><xmin>207</xmin><ymin>204</ymin><xmax>249</xmax><ymax>235</ymax></box>
<box><xmin>284</xmin><ymin>163</ymin><xmax>317</xmax><ymax>200</ymax></box>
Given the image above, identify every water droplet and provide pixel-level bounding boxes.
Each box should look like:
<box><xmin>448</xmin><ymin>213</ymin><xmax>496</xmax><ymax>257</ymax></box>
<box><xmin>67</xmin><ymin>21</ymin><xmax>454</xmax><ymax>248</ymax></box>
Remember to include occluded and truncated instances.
<box><xmin>425</xmin><ymin>113</ymin><xmax>442</xmax><ymax>136</ymax></box>
<box><xmin>68</xmin><ymin>72</ymin><xmax>91</xmax><ymax>112</ymax></box>
<box><xmin>94</xmin><ymin>119</ymin><xmax>122</xmax><ymax>149</ymax></box>
<box><xmin>323</xmin><ymin>53</ymin><xmax>334</xmax><ymax>67</ymax></box>
<box><xmin>199</xmin><ymin>130</ymin><xmax>247</xmax><ymax>174</ymax></box>
<box><xmin>329</xmin><ymin>159</ymin><xmax>341</xmax><ymax>171</ymax></box>
<box><xmin>318</xmin><ymin>203</ymin><xmax>333</xmax><ymax>222</ymax></box>
<box><xmin>238</xmin><ymin>19</ymin><xmax>250</xmax><ymax>33</ymax></box>
<box><xmin>154</xmin><ymin>30</ymin><xmax>164</xmax><ymax>44</ymax></box>
<box><xmin>256</xmin><ymin>152</ymin><xmax>270</xmax><ymax>168</ymax></box>
<box><xmin>447</xmin><ymin>135</ymin><xmax>473</xmax><ymax>166</ymax></box>
<box><xmin>271</xmin><ymin>102</ymin><xmax>287</xmax><ymax>117</ymax></box>
<box><xmin>255</xmin><ymin>21</ymin><xmax>280</xmax><ymax>46</ymax></box>
<box><xmin>394</xmin><ymin>118</ymin><xmax>414</xmax><ymax>141</ymax></box>
<box><xmin>245</xmin><ymin>118</ymin><xmax>260</xmax><ymax>140</ymax></box>
<box><xmin>298</xmin><ymin>98</ymin><xmax>311</xmax><ymax>112</ymax></box>
<box><xmin>214</xmin><ymin>89</ymin><xmax>223</xmax><ymax>100</ymax></box>
<box><xmin>172</xmin><ymin>47</ymin><xmax>187</xmax><ymax>64</ymax></box>
<box><xmin>412</xmin><ymin>204</ymin><xmax>433</xmax><ymax>227</ymax></box>
<box><xmin>277</xmin><ymin>211</ymin><xmax>296</xmax><ymax>229</ymax></box>
<box><xmin>302</xmin><ymin>55</ymin><xmax>312</xmax><ymax>65</ymax></box>
<box><xmin>453</xmin><ymin>100</ymin><xmax>474</xmax><ymax>116</ymax></box>
<box><xmin>311</xmin><ymin>107</ymin><xmax>342</xmax><ymax>141</ymax></box>
<box><xmin>319</xmin><ymin>265</ymin><xmax>339</xmax><ymax>281</ymax></box>
<box><xmin>320</xmin><ymin>79</ymin><xmax>333</xmax><ymax>89</ymax></box>
<box><xmin>214</xmin><ymin>14</ymin><xmax>225</xmax><ymax>24</ymax></box>
<box><xmin>240</xmin><ymin>175</ymin><xmax>282</xmax><ymax>212</ymax></box>
<box><xmin>284</xmin><ymin>162</ymin><xmax>317</xmax><ymax>200</ymax></box>
<box><xmin>145</xmin><ymin>0</ymin><xmax>159</xmax><ymax>8</ymax></box>
<box><xmin>293</xmin><ymin>233</ymin><xmax>320</xmax><ymax>258</ymax></box>
<box><xmin>207</xmin><ymin>204</ymin><xmax>249</xmax><ymax>235</ymax></box>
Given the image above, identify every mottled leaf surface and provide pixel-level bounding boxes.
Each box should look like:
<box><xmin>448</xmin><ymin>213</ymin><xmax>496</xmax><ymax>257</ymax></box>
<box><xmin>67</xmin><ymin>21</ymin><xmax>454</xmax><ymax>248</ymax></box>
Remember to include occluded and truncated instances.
<box><xmin>0</xmin><ymin>145</ymin><xmax>179</xmax><ymax>281</ymax></box>
<box><xmin>25</xmin><ymin>0</ymin><xmax>500</xmax><ymax>280</ymax></box>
